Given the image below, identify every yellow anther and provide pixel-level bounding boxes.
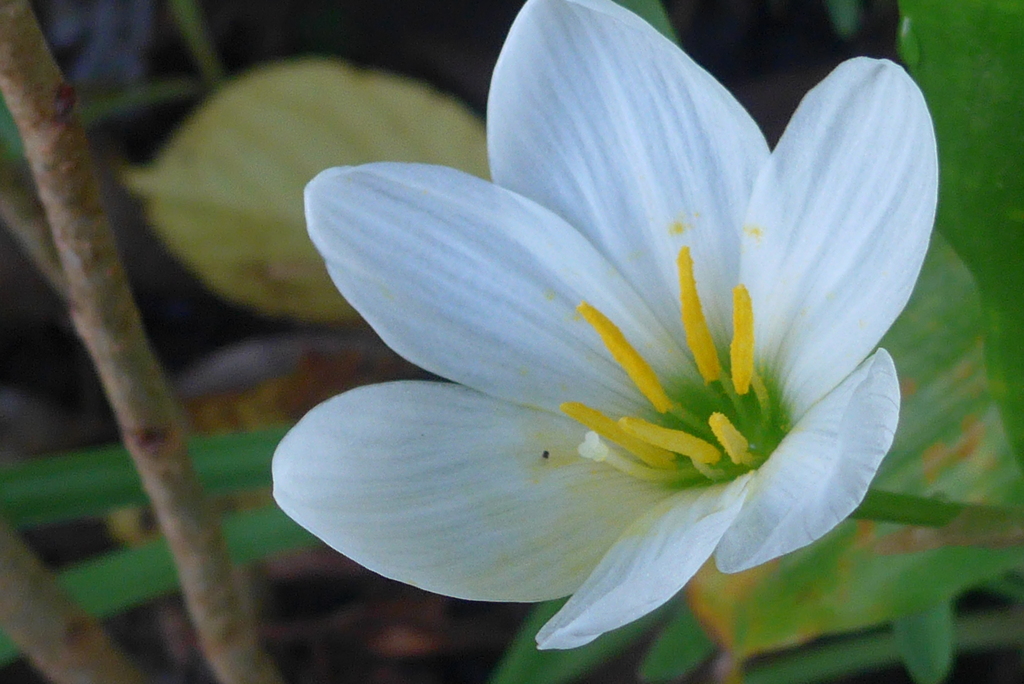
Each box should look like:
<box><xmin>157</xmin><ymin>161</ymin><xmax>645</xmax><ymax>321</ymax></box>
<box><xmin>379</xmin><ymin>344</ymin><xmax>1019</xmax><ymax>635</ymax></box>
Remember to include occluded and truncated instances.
<box><xmin>577</xmin><ymin>302</ymin><xmax>674</xmax><ymax>413</ymax></box>
<box><xmin>708</xmin><ymin>412</ymin><xmax>755</xmax><ymax>466</ymax></box>
<box><xmin>560</xmin><ymin>402</ymin><xmax>676</xmax><ymax>469</ymax></box>
<box><xmin>730</xmin><ymin>285</ymin><xmax>755</xmax><ymax>395</ymax></box>
<box><xmin>618</xmin><ymin>416</ymin><xmax>722</xmax><ymax>465</ymax></box>
<box><xmin>677</xmin><ymin>247</ymin><xmax>722</xmax><ymax>384</ymax></box>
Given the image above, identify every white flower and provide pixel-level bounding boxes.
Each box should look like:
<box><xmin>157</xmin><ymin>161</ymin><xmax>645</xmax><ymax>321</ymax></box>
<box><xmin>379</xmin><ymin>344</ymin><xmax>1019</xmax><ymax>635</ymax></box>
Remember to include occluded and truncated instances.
<box><xmin>272</xmin><ymin>0</ymin><xmax>937</xmax><ymax>650</ymax></box>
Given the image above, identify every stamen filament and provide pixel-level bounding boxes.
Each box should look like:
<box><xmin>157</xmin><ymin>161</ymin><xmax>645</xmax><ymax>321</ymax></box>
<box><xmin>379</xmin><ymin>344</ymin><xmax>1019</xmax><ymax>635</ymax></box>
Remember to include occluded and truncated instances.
<box><xmin>708</xmin><ymin>412</ymin><xmax>755</xmax><ymax>466</ymax></box>
<box><xmin>717</xmin><ymin>373</ymin><xmax>747</xmax><ymax>424</ymax></box>
<box><xmin>731</xmin><ymin>285</ymin><xmax>755</xmax><ymax>395</ymax></box>
<box><xmin>577</xmin><ymin>433</ymin><xmax>694</xmax><ymax>483</ymax></box>
<box><xmin>677</xmin><ymin>247</ymin><xmax>722</xmax><ymax>384</ymax></box>
<box><xmin>751</xmin><ymin>373</ymin><xmax>771</xmax><ymax>419</ymax></box>
<box><xmin>577</xmin><ymin>302</ymin><xmax>674</xmax><ymax>413</ymax></box>
<box><xmin>619</xmin><ymin>416</ymin><xmax>722</xmax><ymax>465</ymax></box>
<box><xmin>560</xmin><ymin>402</ymin><xmax>676</xmax><ymax>469</ymax></box>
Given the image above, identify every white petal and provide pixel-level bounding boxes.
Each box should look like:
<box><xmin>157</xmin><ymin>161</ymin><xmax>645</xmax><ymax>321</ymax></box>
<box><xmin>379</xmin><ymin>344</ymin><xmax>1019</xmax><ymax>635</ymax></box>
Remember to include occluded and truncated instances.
<box><xmin>273</xmin><ymin>381</ymin><xmax>672</xmax><ymax>601</ymax></box>
<box><xmin>306</xmin><ymin>163</ymin><xmax>690</xmax><ymax>416</ymax></box>
<box><xmin>739</xmin><ymin>58</ymin><xmax>936</xmax><ymax>416</ymax></box>
<box><xmin>535</xmin><ymin>474</ymin><xmax>752</xmax><ymax>649</ymax></box>
<box><xmin>714</xmin><ymin>349</ymin><xmax>900</xmax><ymax>573</ymax></box>
<box><xmin>488</xmin><ymin>0</ymin><xmax>769</xmax><ymax>342</ymax></box>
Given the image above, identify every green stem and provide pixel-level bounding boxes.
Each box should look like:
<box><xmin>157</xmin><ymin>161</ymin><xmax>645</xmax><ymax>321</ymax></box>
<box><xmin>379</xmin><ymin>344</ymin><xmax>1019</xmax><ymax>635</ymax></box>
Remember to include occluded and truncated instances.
<box><xmin>851</xmin><ymin>490</ymin><xmax>965</xmax><ymax>527</ymax></box>
<box><xmin>167</xmin><ymin>0</ymin><xmax>225</xmax><ymax>85</ymax></box>
<box><xmin>79</xmin><ymin>78</ymin><xmax>203</xmax><ymax>123</ymax></box>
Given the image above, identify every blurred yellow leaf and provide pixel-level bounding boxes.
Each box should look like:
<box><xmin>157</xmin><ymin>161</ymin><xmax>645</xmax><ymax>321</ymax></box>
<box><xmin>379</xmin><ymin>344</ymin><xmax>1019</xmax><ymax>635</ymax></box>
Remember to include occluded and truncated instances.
<box><xmin>126</xmin><ymin>58</ymin><xmax>488</xmax><ymax>321</ymax></box>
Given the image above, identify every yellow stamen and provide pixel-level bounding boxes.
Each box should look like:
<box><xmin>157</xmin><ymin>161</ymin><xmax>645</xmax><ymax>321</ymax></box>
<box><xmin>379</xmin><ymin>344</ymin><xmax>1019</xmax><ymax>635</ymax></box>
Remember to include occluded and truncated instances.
<box><xmin>577</xmin><ymin>302</ymin><xmax>674</xmax><ymax>413</ymax></box>
<box><xmin>560</xmin><ymin>402</ymin><xmax>675</xmax><ymax>469</ymax></box>
<box><xmin>618</xmin><ymin>416</ymin><xmax>721</xmax><ymax>465</ymax></box>
<box><xmin>677</xmin><ymin>247</ymin><xmax>722</xmax><ymax>383</ymax></box>
<box><xmin>730</xmin><ymin>285</ymin><xmax>755</xmax><ymax>395</ymax></box>
<box><xmin>708</xmin><ymin>412</ymin><xmax>755</xmax><ymax>466</ymax></box>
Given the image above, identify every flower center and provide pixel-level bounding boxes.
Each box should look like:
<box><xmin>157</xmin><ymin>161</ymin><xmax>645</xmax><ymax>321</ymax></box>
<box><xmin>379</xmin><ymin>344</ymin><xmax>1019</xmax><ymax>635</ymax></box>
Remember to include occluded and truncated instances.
<box><xmin>561</xmin><ymin>246</ymin><xmax>788</xmax><ymax>486</ymax></box>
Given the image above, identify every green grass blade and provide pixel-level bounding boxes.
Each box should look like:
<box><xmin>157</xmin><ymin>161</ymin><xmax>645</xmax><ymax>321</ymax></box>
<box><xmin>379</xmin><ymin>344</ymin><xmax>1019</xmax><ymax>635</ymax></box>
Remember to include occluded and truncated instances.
<box><xmin>0</xmin><ymin>427</ymin><xmax>287</xmax><ymax>528</ymax></box>
<box><xmin>746</xmin><ymin>608</ymin><xmax>1024</xmax><ymax>684</ymax></box>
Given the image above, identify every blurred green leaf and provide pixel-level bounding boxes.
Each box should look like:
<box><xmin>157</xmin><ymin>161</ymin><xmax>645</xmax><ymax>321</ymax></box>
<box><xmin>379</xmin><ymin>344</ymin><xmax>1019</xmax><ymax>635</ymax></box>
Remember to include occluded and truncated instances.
<box><xmin>488</xmin><ymin>599</ymin><xmax>665</xmax><ymax>684</ymax></box>
<box><xmin>126</xmin><ymin>58</ymin><xmax>489</xmax><ymax>323</ymax></box>
<box><xmin>823</xmin><ymin>0</ymin><xmax>863</xmax><ymax>39</ymax></box>
<box><xmin>613</xmin><ymin>0</ymin><xmax>678</xmax><ymax>42</ymax></box>
<box><xmin>897</xmin><ymin>1</ymin><xmax>1024</xmax><ymax>470</ymax></box>
<box><xmin>690</xmin><ymin>239</ymin><xmax>1024</xmax><ymax>658</ymax></box>
<box><xmin>893</xmin><ymin>602</ymin><xmax>954</xmax><ymax>684</ymax></box>
<box><xmin>0</xmin><ymin>505</ymin><xmax>316</xmax><ymax>667</ymax></box>
<box><xmin>639</xmin><ymin>605</ymin><xmax>714</xmax><ymax>682</ymax></box>
<box><xmin>0</xmin><ymin>427</ymin><xmax>286</xmax><ymax>527</ymax></box>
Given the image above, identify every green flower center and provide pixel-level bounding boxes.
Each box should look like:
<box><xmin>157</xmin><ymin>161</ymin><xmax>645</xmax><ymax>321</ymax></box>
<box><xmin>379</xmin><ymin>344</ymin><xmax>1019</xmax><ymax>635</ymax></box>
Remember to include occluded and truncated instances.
<box><xmin>561</xmin><ymin>247</ymin><xmax>790</xmax><ymax>487</ymax></box>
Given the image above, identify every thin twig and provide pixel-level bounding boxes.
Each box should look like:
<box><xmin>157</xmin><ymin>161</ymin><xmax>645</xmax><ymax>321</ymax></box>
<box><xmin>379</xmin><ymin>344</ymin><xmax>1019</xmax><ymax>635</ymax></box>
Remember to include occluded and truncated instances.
<box><xmin>0</xmin><ymin>161</ymin><xmax>67</xmax><ymax>298</ymax></box>
<box><xmin>0</xmin><ymin>3</ymin><xmax>284</xmax><ymax>684</ymax></box>
<box><xmin>0</xmin><ymin>517</ymin><xmax>148</xmax><ymax>684</ymax></box>
<box><xmin>166</xmin><ymin>0</ymin><xmax>226</xmax><ymax>86</ymax></box>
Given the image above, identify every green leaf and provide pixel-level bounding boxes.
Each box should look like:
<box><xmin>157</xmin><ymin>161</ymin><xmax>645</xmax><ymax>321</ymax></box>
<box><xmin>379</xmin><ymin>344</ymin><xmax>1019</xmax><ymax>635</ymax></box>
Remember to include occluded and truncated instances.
<box><xmin>897</xmin><ymin>1</ymin><xmax>1024</xmax><ymax>469</ymax></box>
<box><xmin>488</xmin><ymin>599</ymin><xmax>665</xmax><ymax>684</ymax></box>
<box><xmin>0</xmin><ymin>505</ymin><xmax>317</xmax><ymax>667</ymax></box>
<box><xmin>126</xmin><ymin>58</ymin><xmax>489</xmax><ymax>323</ymax></box>
<box><xmin>893</xmin><ymin>602</ymin><xmax>954</xmax><ymax>684</ymax></box>
<box><xmin>639</xmin><ymin>605</ymin><xmax>714</xmax><ymax>682</ymax></box>
<box><xmin>613</xmin><ymin>0</ymin><xmax>679</xmax><ymax>43</ymax></box>
<box><xmin>0</xmin><ymin>427</ymin><xmax>286</xmax><ymax>527</ymax></box>
<box><xmin>689</xmin><ymin>239</ymin><xmax>1024</xmax><ymax>658</ymax></box>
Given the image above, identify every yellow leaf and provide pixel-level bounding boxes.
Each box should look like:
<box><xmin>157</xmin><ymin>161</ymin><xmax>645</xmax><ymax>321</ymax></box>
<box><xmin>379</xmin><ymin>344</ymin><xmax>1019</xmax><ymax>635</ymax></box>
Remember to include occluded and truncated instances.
<box><xmin>126</xmin><ymin>58</ymin><xmax>488</xmax><ymax>322</ymax></box>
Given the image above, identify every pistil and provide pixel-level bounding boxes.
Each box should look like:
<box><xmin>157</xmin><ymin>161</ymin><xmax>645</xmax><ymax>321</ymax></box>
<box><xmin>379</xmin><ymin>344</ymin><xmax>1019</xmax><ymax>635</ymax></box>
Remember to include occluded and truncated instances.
<box><xmin>577</xmin><ymin>432</ymin><xmax>698</xmax><ymax>483</ymax></box>
<box><xmin>561</xmin><ymin>402</ymin><xmax>676</xmax><ymax>469</ymax></box>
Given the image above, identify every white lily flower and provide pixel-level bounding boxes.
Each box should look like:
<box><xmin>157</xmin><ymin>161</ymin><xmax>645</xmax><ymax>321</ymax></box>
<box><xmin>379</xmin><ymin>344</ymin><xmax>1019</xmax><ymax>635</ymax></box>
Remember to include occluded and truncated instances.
<box><xmin>272</xmin><ymin>0</ymin><xmax>937</xmax><ymax>650</ymax></box>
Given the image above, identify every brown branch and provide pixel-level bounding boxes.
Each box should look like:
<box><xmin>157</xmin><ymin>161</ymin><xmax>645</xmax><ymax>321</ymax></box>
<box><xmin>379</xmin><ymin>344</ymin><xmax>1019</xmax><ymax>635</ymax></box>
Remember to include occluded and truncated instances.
<box><xmin>0</xmin><ymin>517</ymin><xmax>148</xmax><ymax>684</ymax></box>
<box><xmin>0</xmin><ymin>3</ymin><xmax>285</xmax><ymax>684</ymax></box>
